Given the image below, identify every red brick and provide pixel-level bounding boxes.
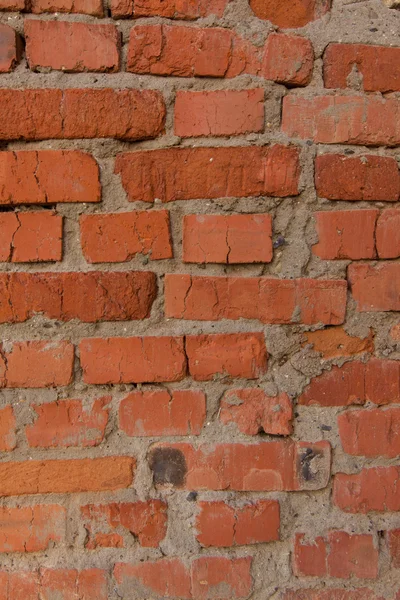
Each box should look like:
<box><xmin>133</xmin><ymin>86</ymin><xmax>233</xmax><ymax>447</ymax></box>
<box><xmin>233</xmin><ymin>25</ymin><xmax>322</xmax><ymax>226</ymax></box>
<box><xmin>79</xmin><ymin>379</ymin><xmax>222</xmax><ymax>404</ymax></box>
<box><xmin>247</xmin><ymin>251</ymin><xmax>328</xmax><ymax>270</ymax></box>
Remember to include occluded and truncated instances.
<box><xmin>80</xmin><ymin>336</ymin><xmax>186</xmax><ymax>384</ymax></box>
<box><xmin>114</xmin><ymin>559</ymin><xmax>192</xmax><ymax>599</ymax></box>
<box><xmin>365</xmin><ymin>358</ymin><xmax>400</xmax><ymax>405</ymax></box>
<box><xmin>196</xmin><ymin>500</ymin><xmax>280</xmax><ymax>546</ymax></box>
<box><xmin>0</xmin><ymin>151</ymin><xmax>100</xmax><ymax>205</ymax></box>
<box><xmin>0</xmin><ymin>0</ymin><xmax>24</xmax><ymax>9</ymax></box>
<box><xmin>186</xmin><ymin>333</ymin><xmax>267</xmax><ymax>381</ymax></box>
<box><xmin>0</xmin><ymin>505</ymin><xmax>65</xmax><ymax>553</ymax></box>
<box><xmin>81</xmin><ymin>210</ymin><xmax>172</xmax><ymax>263</ymax></box>
<box><xmin>127</xmin><ymin>24</ymin><xmax>236</xmax><ymax>77</ymax></box>
<box><xmin>324</xmin><ymin>43</ymin><xmax>400</xmax><ymax>92</ymax></box>
<box><xmin>249</xmin><ymin>0</ymin><xmax>331</xmax><ymax>27</ymax></box>
<box><xmin>165</xmin><ymin>275</ymin><xmax>347</xmax><ymax>325</ymax></box>
<box><xmin>191</xmin><ymin>556</ymin><xmax>252</xmax><ymax>600</ymax></box>
<box><xmin>0</xmin><ymin>212</ymin><xmax>62</xmax><ymax>263</ymax></box>
<box><xmin>183</xmin><ymin>214</ymin><xmax>272</xmax><ymax>264</ymax></box>
<box><xmin>282</xmin><ymin>96</ymin><xmax>400</xmax><ymax>146</ymax></box>
<box><xmin>39</xmin><ymin>569</ymin><xmax>108</xmax><ymax>600</ymax></box>
<box><xmin>220</xmin><ymin>389</ymin><xmax>293</xmax><ymax>435</ymax></box>
<box><xmin>376</xmin><ymin>209</ymin><xmax>400</xmax><ymax>258</ymax></box>
<box><xmin>132</xmin><ymin>0</ymin><xmax>227</xmax><ymax>18</ymax></box>
<box><xmin>149</xmin><ymin>440</ymin><xmax>331</xmax><ymax>491</ymax></box>
<box><xmin>115</xmin><ymin>145</ymin><xmax>300</xmax><ymax>202</ymax></box>
<box><xmin>338</xmin><ymin>408</ymin><xmax>400</xmax><ymax>458</ymax></box>
<box><xmin>294</xmin><ymin>531</ymin><xmax>378</xmax><ymax>579</ymax></box>
<box><xmin>175</xmin><ymin>89</ymin><xmax>264</xmax><ymax>137</ymax></box>
<box><xmin>262</xmin><ymin>33</ymin><xmax>314</xmax><ymax>86</ymax></box>
<box><xmin>303</xmin><ymin>327</ymin><xmax>374</xmax><ymax>359</ymax></box>
<box><xmin>110</xmin><ymin>0</ymin><xmax>133</xmax><ymax>17</ymax></box>
<box><xmin>0</xmin><ymin>569</ymin><xmax>108</xmax><ymax>600</ymax></box>
<box><xmin>300</xmin><ymin>531</ymin><xmax>378</xmax><ymax>579</ymax></box>
<box><xmin>388</xmin><ymin>529</ymin><xmax>400</xmax><ymax>567</ymax></box>
<box><xmin>31</xmin><ymin>0</ymin><xmax>103</xmax><ymax>15</ymax></box>
<box><xmin>293</xmin><ymin>534</ymin><xmax>327</xmax><ymax>577</ymax></box>
<box><xmin>315</xmin><ymin>154</ymin><xmax>400</xmax><ymax>201</ymax></box>
<box><xmin>333</xmin><ymin>466</ymin><xmax>400</xmax><ymax>512</ymax></box>
<box><xmin>283</xmin><ymin>590</ymin><xmax>383</xmax><ymax>600</ymax></box>
<box><xmin>313</xmin><ymin>210</ymin><xmax>378</xmax><ymax>260</ymax></box>
<box><xmin>0</xmin><ymin>89</ymin><xmax>165</xmax><ymax>141</ymax></box>
<box><xmin>298</xmin><ymin>362</ymin><xmax>366</xmax><ymax>407</ymax></box>
<box><xmin>81</xmin><ymin>500</ymin><xmax>167</xmax><ymax>549</ymax></box>
<box><xmin>299</xmin><ymin>359</ymin><xmax>400</xmax><ymax>406</ymax></box>
<box><xmin>0</xmin><ymin>24</ymin><xmax>20</xmax><ymax>72</ymax></box>
<box><xmin>349</xmin><ymin>263</ymin><xmax>400</xmax><ymax>312</ymax></box>
<box><xmin>0</xmin><ymin>271</ymin><xmax>156</xmax><ymax>323</ymax></box>
<box><xmin>0</xmin><ymin>406</ymin><xmax>16</xmax><ymax>451</ymax></box>
<box><xmin>0</xmin><ymin>341</ymin><xmax>74</xmax><ymax>388</ymax></box>
<box><xmin>25</xmin><ymin>20</ymin><xmax>120</xmax><ymax>73</ymax></box>
<box><xmin>119</xmin><ymin>390</ymin><xmax>206</xmax><ymax>437</ymax></box>
<box><xmin>391</xmin><ymin>323</ymin><xmax>400</xmax><ymax>342</ymax></box>
<box><xmin>26</xmin><ymin>397</ymin><xmax>110</xmax><ymax>448</ymax></box>
<box><xmin>0</xmin><ymin>456</ymin><xmax>134</xmax><ymax>496</ymax></box>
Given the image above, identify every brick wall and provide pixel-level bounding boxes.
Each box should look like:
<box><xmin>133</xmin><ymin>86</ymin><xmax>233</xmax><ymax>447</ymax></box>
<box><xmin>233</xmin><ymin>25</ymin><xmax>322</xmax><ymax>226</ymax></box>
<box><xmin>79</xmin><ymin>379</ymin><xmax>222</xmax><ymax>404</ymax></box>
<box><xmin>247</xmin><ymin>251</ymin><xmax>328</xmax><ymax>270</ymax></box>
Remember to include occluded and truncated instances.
<box><xmin>0</xmin><ymin>0</ymin><xmax>399</xmax><ymax>598</ymax></box>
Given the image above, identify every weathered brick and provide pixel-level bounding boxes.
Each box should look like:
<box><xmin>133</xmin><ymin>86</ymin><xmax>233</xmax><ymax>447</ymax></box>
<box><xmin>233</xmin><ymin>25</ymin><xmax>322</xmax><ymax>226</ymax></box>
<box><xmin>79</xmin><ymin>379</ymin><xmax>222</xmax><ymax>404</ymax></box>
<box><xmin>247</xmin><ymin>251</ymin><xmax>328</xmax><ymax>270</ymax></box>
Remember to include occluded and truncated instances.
<box><xmin>0</xmin><ymin>212</ymin><xmax>62</xmax><ymax>262</ymax></box>
<box><xmin>338</xmin><ymin>408</ymin><xmax>400</xmax><ymax>458</ymax></box>
<box><xmin>111</xmin><ymin>0</ymin><xmax>228</xmax><ymax>18</ymax></box>
<box><xmin>165</xmin><ymin>275</ymin><xmax>347</xmax><ymax>325</ymax></box>
<box><xmin>196</xmin><ymin>500</ymin><xmax>280</xmax><ymax>546</ymax></box>
<box><xmin>26</xmin><ymin>397</ymin><xmax>110</xmax><ymax>448</ymax></box>
<box><xmin>174</xmin><ymin>89</ymin><xmax>265</xmax><ymax>137</ymax></box>
<box><xmin>80</xmin><ymin>336</ymin><xmax>187</xmax><ymax>384</ymax></box>
<box><xmin>182</xmin><ymin>214</ymin><xmax>273</xmax><ymax>264</ymax></box>
<box><xmin>0</xmin><ymin>151</ymin><xmax>100</xmax><ymax>204</ymax></box>
<box><xmin>262</xmin><ymin>33</ymin><xmax>314</xmax><ymax>86</ymax></box>
<box><xmin>388</xmin><ymin>529</ymin><xmax>400</xmax><ymax>568</ymax></box>
<box><xmin>0</xmin><ymin>505</ymin><xmax>65</xmax><ymax>553</ymax></box>
<box><xmin>376</xmin><ymin>209</ymin><xmax>400</xmax><ymax>258</ymax></box>
<box><xmin>191</xmin><ymin>556</ymin><xmax>253</xmax><ymax>600</ymax></box>
<box><xmin>30</xmin><ymin>0</ymin><xmax>103</xmax><ymax>15</ymax></box>
<box><xmin>115</xmin><ymin>145</ymin><xmax>300</xmax><ymax>202</ymax></box>
<box><xmin>313</xmin><ymin>210</ymin><xmax>378</xmax><ymax>259</ymax></box>
<box><xmin>294</xmin><ymin>531</ymin><xmax>379</xmax><ymax>579</ymax></box>
<box><xmin>25</xmin><ymin>20</ymin><xmax>120</xmax><ymax>72</ymax></box>
<box><xmin>303</xmin><ymin>327</ymin><xmax>374</xmax><ymax>359</ymax></box>
<box><xmin>334</xmin><ymin>466</ymin><xmax>400</xmax><ymax>512</ymax></box>
<box><xmin>282</xmin><ymin>96</ymin><xmax>400</xmax><ymax>146</ymax></box>
<box><xmin>0</xmin><ymin>23</ymin><xmax>21</xmax><ymax>72</ymax></box>
<box><xmin>0</xmin><ymin>271</ymin><xmax>156</xmax><ymax>323</ymax></box>
<box><xmin>0</xmin><ymin>341</ymin><xmax>74</xmax><ymax>388</ymax></box>
<box><xmin>315</xmin><ymin>154</ymin><xmax>400</xmax><ymax>201</ymax></box>
<box><xmin>119</xmin><ymin>390</ymin><xmax>206</xmax><ymax>436</ymax></box>
<box><xmin>349</xmin><ymin>263</ymin><xmax>400</xmax><ymax>312</ymax></box>
<box><xmin>0</xmin><ymin>569</ymin><xmax>108</xmax><ymax>600</ymax></box>
<box><xmin>220</xmin><ymin>389</ymin><xmax>293</xmax><ymax>435</ymax></box>
<box><xmin>0</xmin><ymin>456</ymin><xmax>134</xmax><ymax>496</ymax></box>
<box><xmin>0</xmin><ymin>89</ymin><xmax>165</xmax><ymax>141</ymax></box>
<box><xmin>114</xmin><ymin>559</ymin><xmax>192</xmax><ymax>599</ymax></box>
<box><xmin>249</xmin><ymin>0</ymin><xmax>331</xmax><ymax>27</ymax></box>
<box><xmin>324</xmin><ymin>43</ymin><xmax>400</xmax><ymax>92</ymax></box>
<box><xmin>148</xmin><ymin>440</ymin><xmax>331</xmax><ymax>490</ymax></box>
<box><xmin>81</xmin><ymin>211</ymin><xmax>172</xmax><ymax>262</ymax></box>
<box><xmin>0</xmin><ymin>406</ymin><xmax>16</xmax><ymax>451</ymax></box>
<box><xmin>81</xmin><ymin>500</ymin><xmax>167</xmax><ymax>549</ymax></box>
<box><xmin>186</xmin><ymin>333</ymin><xmax>267</xmax><ymax>381</ymax></box>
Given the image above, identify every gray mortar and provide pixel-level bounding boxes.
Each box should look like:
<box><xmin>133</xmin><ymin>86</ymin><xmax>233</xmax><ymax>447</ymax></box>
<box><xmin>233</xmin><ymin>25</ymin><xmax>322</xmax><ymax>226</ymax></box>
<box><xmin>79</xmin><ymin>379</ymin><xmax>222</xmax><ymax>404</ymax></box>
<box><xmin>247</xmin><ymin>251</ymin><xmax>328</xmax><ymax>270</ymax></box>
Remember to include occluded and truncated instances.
<box><xmin>0</xmin><ymin>0</ymin><xmax>399</xmax><ymax>598</ymax></box>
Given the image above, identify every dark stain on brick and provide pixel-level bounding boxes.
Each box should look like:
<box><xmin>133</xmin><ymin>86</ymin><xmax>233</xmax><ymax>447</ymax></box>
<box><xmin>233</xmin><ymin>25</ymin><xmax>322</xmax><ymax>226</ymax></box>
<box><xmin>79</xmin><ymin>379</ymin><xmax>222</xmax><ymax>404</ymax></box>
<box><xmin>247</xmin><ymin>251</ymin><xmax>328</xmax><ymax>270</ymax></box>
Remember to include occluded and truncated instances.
<box><xmin>149</xmin><ymin>447</ymin><xmax>187</xmax><ymax>487</ymax></box>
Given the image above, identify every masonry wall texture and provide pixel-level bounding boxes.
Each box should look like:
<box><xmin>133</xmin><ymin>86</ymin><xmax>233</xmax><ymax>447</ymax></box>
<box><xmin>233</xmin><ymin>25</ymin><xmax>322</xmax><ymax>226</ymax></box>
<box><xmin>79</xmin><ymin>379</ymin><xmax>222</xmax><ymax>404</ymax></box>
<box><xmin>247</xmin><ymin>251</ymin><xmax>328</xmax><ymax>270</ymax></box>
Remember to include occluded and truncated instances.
<box><xmin>0</xmin><ymin>0</ymin><xmax>399</xmax><ymax>598</ymax></box>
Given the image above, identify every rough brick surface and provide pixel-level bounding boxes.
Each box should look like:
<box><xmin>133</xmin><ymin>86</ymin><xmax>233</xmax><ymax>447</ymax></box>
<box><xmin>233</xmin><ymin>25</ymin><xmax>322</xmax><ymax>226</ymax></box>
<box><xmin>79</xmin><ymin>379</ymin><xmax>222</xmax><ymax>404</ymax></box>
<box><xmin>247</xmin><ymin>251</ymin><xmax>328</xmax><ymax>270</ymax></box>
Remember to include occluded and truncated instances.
<box><xmin>0</xmin><ymin>151</ymin><xmax>100</xmax><ymax>204</ymax></box>
<box><xmin>1</xmin><ymin>1</ymin><xmax>399</xmax><ymax>597</ymax></box>
<box><xmin>115</xmin><ymin>145</ymin><xmax>300</xmax><ymax>202</ymax></box>
<box><xmin>0</xmin><ymin>89</ymin><xmax>165</xmax><ymax>140</ymax></box>
<box><xmin>165</xmin><ymin>274</ymin><xmax>347</xmax><ymax>324</ymax></box>
<box><xmin>80</xmin><ymin>211</ymin><xmax>172</xmax><ymax>262</ymax></box>
<box><xmin>182</xmin><ymin>213</ymin><xmax>273</xmax><ymax>264</ymax></box>
<box><xmin>25</xmin><ymin>20</ymin><xmax>120</xmax><ymax>72</ymax></box>
<box><xmin>324</xmin><ymin>43</ymin><xmax>400</xmax><ymax>92</ymax></box>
